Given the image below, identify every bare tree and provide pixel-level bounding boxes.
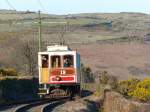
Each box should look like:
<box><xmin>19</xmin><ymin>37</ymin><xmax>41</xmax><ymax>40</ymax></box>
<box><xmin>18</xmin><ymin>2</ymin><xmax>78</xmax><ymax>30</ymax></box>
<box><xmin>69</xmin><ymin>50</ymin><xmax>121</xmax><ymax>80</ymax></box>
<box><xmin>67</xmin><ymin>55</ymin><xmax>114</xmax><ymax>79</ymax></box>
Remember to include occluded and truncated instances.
<box><xmin>9</xmin><ymin>38</ymin><xmax>38</xmax><ymax>76</ymax></box>
<box><xmin>21</xmin><ymin>40</ymin><xmax>38</xmax><ymax>76</ymax></box>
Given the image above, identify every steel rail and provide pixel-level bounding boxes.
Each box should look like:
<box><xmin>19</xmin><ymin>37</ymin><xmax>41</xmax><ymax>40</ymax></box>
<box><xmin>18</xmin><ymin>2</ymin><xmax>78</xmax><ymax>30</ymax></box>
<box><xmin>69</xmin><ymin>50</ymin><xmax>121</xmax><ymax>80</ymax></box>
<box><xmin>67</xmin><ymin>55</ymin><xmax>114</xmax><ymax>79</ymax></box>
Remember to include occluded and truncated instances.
<box><xmin>14</xmin><ymin>97</ymin><xmax>69</xmax><ymax>112</ymax></box>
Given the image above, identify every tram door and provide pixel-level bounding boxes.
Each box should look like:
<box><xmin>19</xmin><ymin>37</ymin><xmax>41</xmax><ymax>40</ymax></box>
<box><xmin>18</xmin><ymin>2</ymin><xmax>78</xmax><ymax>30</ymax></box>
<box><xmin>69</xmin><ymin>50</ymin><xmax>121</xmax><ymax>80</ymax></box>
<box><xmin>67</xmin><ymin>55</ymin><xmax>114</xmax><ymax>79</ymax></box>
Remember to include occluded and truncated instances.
<box><xmin>40</xmin><ymin>54</ymin><xmax>49</xmax><ymax>83</ymax></box>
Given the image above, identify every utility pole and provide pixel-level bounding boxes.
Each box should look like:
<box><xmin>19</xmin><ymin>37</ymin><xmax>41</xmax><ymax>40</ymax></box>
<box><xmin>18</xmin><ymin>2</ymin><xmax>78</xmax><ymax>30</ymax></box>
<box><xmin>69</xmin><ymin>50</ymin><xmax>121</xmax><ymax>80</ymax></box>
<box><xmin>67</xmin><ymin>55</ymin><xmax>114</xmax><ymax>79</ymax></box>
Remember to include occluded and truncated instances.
<box><xmin>38</xmin><ymin>10</ymin><xmax>42</xmax><ymax>52</ymax></box>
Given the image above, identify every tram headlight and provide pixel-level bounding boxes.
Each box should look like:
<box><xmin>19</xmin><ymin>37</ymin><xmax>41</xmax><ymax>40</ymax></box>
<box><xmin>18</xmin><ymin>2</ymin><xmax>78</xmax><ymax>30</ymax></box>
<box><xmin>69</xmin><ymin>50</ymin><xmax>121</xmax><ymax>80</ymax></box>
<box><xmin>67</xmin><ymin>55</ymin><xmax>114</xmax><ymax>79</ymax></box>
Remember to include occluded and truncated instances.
<box><xmin>55</xmin><ymin>76</ymin><xmax>61</xmax><ymax>81</ymax></box>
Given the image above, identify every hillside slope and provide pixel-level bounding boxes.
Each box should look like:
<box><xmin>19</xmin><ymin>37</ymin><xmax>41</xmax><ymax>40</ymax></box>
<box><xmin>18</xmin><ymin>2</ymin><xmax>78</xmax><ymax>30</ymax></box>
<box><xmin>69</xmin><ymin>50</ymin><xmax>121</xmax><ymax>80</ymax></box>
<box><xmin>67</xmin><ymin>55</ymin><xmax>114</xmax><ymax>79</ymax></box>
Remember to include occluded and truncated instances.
<box><xmin>0</xmin><ymin>10</ymin><xmax>150</xmax><ymax>79</ymax></box>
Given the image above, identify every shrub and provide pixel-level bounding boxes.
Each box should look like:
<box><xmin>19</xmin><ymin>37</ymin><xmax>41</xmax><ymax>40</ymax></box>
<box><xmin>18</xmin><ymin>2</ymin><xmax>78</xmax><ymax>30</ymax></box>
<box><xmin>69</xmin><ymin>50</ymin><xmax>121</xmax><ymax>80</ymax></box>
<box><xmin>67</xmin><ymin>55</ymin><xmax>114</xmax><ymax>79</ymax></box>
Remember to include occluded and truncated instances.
<box><xmin>130</xmin><ymin>88</ymin><xmax>150</xmax><ymax>102</ymax></box>
<box><xmin>0</xmin><ymin>68</ymin><xmax>18</xmax><ymax>76</ymax></box>
<box><xmin>129</xmin><ymin>78</ymin><xmax>150</xmax><ymax>102</ymax></box>
<box><xmin>117</xmin><ymin>80</ymin><xmax>129</xmax><ymax>96</ymax></box>
<box><xmin>127</xmin><ymin>79</ymin><xmax>140</xmax><ymax>96</ymax></box>
<box><xmin>117</xmin><ymin>78</ymin><xmax>140</xmax><ymax>97</ymax></box>
<box><xmin>0</xmin><ymin>68</ymin><xmax>4</xmax><ymax>76</ymax></box>
<box><xmin>107</xmin><ymin>76</ymin><xmax>118</xmax><ymax>89</ymax></box>
<box><xmin>81</xmin><ymin>64</ymin><xmax>95</xmax><ymax>83</ymax></box>
<box><xmin>117</xmin><ymin>78</ymin><xmax>150</xmax><ymax>102</ymax></box>
<box><xmin>99</xmin><ymin>71</ymin><xmax>109</xmax><ymax>84</ymax></box>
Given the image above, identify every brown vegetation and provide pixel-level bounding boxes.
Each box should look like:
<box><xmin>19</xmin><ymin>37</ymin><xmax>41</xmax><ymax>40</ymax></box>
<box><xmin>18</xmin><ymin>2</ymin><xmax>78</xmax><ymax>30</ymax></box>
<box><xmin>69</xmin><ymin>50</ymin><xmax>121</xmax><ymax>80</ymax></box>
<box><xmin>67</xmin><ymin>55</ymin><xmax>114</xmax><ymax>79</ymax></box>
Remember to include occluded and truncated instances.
<box><xmin>1</xmin><ymin>11</ymin><xmax>150</xmax><ymax>79</ymax></box>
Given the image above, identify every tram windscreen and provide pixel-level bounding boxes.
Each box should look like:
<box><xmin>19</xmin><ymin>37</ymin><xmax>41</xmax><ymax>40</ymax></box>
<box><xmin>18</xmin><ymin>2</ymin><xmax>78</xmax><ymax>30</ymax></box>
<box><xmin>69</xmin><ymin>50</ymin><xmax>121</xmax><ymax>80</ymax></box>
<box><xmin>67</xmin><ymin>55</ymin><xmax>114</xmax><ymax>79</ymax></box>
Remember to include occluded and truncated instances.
<box><xmin>63</xmin><ymin>55</ymin><xmax>74</xmax><ymax>67</ymax></box>
<box><xmin>51</xmin><ymin>56</ymin><xmax>61</xmax><ymax>68</ymax></box>
<box><xmin>41</xmin><ymin>55</ymin><xmax>49</xmax><ymax>68</ymax></box>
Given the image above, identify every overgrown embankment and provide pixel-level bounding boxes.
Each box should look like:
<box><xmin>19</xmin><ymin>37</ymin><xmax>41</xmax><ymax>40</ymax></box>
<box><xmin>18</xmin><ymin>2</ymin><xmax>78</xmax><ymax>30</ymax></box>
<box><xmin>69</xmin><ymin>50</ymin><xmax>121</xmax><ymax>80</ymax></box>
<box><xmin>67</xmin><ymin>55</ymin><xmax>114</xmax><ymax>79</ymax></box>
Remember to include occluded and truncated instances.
<box><xmin>103</xmin><ymin>91</ymin><xmax>150</xmax><ymax>112</ymax></box>
<box><xmin>94</xmin><ymin>72</ymin><xmax>150</xmax><ymax>112</ymax></box>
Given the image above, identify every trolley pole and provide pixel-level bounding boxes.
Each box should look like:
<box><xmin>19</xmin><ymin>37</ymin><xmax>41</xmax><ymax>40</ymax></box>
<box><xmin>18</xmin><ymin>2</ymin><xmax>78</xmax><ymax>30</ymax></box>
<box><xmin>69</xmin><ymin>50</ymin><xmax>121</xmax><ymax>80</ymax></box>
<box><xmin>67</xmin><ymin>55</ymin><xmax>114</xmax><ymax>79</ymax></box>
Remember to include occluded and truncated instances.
<box><xmin>38</xmin><ymin>10</ymin><xmax>42</xmax><ymax>52</ymax></box>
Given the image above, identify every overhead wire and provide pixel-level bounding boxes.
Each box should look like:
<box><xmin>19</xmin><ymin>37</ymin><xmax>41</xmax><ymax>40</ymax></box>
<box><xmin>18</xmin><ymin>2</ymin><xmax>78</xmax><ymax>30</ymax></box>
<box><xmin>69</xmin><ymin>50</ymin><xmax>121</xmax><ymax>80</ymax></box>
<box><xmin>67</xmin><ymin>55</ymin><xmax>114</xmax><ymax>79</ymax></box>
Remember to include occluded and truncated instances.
<box><xmin>4</xmin><ymin>0</ymin><xmax>33</xmax><ymax>39</ymax></box>
<box><xmin>5</xmin><ymin>0</ymin><xmax>16</xmax><ymax>11</ymax></box>
<box><xmin>37</xmin><ymin>0</ymin><xmax>48</xmax><ymax>14</ymax></box>
<box><xmin>36</xmin><ymin>0</ymin><xmax>68</xmax><ymax>45</ymax></box>
<box><xmin>4</xmin><ymin>0</ymin><xmax>23</xmax><ymax>20</ymax></box>
<box><xmin>4</xmin><ymin>0</ymin><xmax>68</xmax><ymax>45</ymax></box>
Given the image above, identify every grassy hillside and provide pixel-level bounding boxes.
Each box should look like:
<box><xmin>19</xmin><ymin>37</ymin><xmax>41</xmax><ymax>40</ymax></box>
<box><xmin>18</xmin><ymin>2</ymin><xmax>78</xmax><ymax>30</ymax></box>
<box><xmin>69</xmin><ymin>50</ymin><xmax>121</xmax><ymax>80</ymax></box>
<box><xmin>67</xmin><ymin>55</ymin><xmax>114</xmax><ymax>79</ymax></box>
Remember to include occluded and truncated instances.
<box><xmin>0</xmin><ymin>10</ymin><xmax>150</xmax><ymax>43</ymax></box>
<box><xmin>0</xmin><ymin>10</ymin><xmax>150</xmax><ymax>79</ymax></box>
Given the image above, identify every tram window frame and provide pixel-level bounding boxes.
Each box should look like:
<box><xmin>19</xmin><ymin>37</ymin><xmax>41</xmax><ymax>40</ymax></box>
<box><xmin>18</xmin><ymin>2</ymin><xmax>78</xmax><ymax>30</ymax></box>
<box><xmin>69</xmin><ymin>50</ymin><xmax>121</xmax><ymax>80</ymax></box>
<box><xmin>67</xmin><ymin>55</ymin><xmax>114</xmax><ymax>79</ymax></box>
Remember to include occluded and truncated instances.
<box><xmin>51</xmin><ymin>55</ymin><xmax>61</xmax><ymax>68</ymax></box>
<box><xmin>41</xmin><ymin>54</ymin><xmax>49</xmax><ymax>68</ymax></box>
<box><xmin>63</xmin><ymin>55</ymin><xmax>74</xmax><ymax>68</ymax></box>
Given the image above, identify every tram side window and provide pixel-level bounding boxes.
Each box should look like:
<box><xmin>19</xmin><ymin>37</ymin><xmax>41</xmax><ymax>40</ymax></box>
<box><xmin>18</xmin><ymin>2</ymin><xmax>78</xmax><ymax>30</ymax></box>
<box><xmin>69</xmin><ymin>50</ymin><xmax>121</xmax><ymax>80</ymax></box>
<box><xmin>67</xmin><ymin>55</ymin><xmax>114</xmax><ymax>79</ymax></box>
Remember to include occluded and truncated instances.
<box><xmin>41</xmin><ymin>55</ymin><xmax>49</xmax><ymax>68</ymax></box>
<box><xmin>63</xmin><ymin>55</ymin><xmax>74</xmax><ymax>67</ymax></box>
<box><xmin>51</xmin><ymin>56</ymin><xmax>61</xmax><ymax>68</ymax></box>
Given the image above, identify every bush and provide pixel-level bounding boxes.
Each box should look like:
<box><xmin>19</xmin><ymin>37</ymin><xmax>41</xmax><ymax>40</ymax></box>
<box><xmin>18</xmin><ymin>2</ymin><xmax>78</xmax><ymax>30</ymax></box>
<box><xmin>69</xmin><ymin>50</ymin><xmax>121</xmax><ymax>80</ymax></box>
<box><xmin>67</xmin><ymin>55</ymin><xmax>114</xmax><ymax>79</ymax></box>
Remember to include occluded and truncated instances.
<box><xmin>130</xmin><ymin>88</ymin><xmax>150</xmax><ymax>102</ymax></box>
<box><xmin>81</xmin><ymin>64</ymin><xmax>95</xmax><ymax>83</ymax></box>
<box><xmin>117</xmin><ymin>78</ymin><xmax>150</xmax><ymax>102</ymax></box>
<box><xmin>99</xmin><ymin>71</ymin><xmax>109</xmax><ymax>84</ymax></box>
<box><xmin>94</xmin><ymin>84</ymin><xmax>106</xmax><ymax>97</ymax></box>
<box><xmin>0</xmin><ymin>68</ymin><xmax>18</xmax><ymax>76</ymax></box>
<box><xmin>117</xmin><ymin>80</ymin><xmax>129</xmax><ymax>96</ymax></box>
<box><xmin>99</xmin><ymin>71</ymin><xmax>118</xmax><ymax>89</ymax></box>
<box><xmin>129</xmin><ymin>78</ymin><xmax>150</xmax><ymax>102</ymax></box>
<box><xmin>108</xmin><ymin>76</ymin><xmax>118</xmax><ymax>89</ymax></box>
<box><xmin>117</xmin><ymin>78</ymin><xmax>140</xmax><ymax>97</ymax></box>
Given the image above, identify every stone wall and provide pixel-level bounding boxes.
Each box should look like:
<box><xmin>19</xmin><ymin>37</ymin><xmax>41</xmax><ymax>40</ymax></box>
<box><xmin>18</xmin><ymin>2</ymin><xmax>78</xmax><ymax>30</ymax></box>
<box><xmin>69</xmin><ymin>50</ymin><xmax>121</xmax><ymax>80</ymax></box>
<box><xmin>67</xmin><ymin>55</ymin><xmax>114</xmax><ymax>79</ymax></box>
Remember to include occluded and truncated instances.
<box><xmin>0</xmin><ymin>78</ymin><xmax>38</xmax><ymax>102</ymax></box>
<box><xmin>103</xmin><ymin>91</ymin><xmax>150</xmax><ymax>112</ymax></box>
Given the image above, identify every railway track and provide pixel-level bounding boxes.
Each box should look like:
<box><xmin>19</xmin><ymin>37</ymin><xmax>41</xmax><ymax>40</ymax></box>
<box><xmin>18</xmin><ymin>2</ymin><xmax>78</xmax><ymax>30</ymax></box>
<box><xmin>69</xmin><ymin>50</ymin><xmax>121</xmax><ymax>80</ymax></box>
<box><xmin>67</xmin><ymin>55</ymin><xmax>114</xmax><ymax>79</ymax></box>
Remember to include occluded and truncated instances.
<box><xmin>0</xmin><ymin>96</ymin><xmax>69</xmax><ymax>112</ymax></box>
<box><xmin>14</xmin><ymin>97</ymin><xmax>69</xmax><ymax>112</ymax></box>
<box><xmin>42</xmin><ymin>99</ymin><xmax>67</xmax><ymax>112</ymax></box>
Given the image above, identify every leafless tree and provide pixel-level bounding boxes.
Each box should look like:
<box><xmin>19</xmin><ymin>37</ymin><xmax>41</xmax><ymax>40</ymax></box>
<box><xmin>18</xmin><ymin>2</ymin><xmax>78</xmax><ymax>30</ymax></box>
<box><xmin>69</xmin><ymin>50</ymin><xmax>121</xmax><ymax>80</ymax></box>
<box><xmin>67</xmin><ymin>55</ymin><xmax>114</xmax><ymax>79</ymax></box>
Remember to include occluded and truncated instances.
<box><xmin>20</xmin><ymin>40</ymin><xmax>38</xmax><ymax>76</ymax></box>
<box><xmin>8</xmin><ymin>37</ymin><xmax>38</xmax><ymax>76</ymax></box>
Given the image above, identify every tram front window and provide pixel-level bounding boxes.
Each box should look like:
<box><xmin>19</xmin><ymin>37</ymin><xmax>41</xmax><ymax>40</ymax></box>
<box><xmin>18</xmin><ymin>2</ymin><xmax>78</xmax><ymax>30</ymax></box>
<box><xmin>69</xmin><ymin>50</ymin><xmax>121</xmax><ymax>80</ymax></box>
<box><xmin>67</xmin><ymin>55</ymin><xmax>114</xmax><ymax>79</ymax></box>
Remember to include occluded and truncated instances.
<box><xmin>63</xmin><ymin>55</ymin><xmax>73</xmax><ymax>67</ymax></box>
<box><xmin>41</xmin><ymin>55</ymin><xmax>49</xmax><ymax>68</ymax></box>
<box><xmin>51</xmin><ymin>56</ymin><xmax>61</xmax><ymax>68</ymax></box>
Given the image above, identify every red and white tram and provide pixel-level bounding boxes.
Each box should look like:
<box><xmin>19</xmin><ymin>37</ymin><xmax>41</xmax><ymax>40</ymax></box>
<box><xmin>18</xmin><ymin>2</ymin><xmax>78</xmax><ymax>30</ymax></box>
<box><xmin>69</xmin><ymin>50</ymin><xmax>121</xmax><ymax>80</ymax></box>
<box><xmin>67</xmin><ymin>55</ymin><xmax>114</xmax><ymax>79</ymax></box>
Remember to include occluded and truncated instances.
<box><xmin>38</xmin><ymin>45</ymin><xmax>81</xmax><ymax>97</ymax></box>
